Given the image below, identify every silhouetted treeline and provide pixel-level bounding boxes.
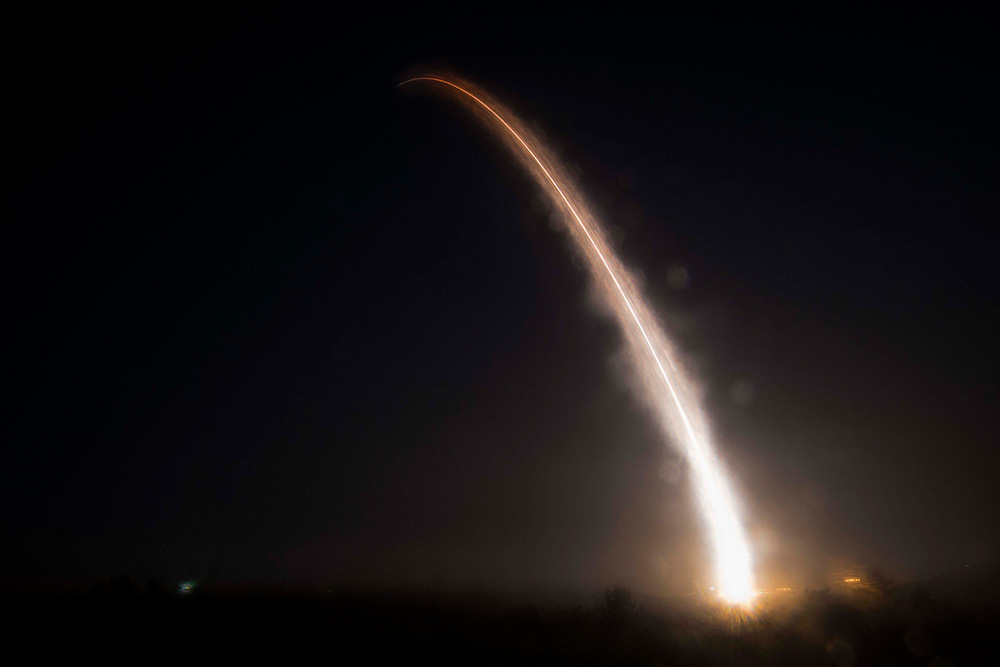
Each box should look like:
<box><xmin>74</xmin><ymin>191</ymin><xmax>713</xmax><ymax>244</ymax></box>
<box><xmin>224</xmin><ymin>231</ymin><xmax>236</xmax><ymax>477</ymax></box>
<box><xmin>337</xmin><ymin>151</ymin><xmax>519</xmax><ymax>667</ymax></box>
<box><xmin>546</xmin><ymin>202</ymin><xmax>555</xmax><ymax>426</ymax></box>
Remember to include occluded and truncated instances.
<box><xmin>4</xmin><ymin>580</ymin><xmax>997</xmax><ymax>664</ymax></box>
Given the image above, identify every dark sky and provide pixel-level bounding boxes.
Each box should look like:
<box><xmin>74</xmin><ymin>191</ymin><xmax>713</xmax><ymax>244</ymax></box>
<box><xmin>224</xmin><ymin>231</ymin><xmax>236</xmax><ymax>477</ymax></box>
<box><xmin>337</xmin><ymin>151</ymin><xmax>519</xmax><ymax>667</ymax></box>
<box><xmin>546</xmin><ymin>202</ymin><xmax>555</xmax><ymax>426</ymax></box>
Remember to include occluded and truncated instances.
<box><xmin>5</xmin><ymin>11</ymin><xmax>998</xmax><ymax>594</ymax></box>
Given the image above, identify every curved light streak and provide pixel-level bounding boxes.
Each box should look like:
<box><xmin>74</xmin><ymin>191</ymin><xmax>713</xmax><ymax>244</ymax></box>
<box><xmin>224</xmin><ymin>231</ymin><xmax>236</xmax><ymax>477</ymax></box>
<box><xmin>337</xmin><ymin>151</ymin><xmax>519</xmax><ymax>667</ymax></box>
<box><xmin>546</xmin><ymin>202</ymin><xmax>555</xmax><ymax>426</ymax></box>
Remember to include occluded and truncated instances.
<box><xmin>401</xmin><ymin>75</ymin><xmax>754</xmax><ymax>604</ymax></box>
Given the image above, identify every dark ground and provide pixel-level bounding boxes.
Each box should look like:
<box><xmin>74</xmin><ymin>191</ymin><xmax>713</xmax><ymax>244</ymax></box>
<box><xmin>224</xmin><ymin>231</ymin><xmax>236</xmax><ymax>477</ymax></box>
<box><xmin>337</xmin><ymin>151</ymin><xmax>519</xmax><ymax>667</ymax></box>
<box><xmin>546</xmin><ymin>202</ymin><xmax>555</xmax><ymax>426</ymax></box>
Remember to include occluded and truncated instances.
<box><xmin>8</xmin><ymin>573</ymin><xmax>998</xmax><ymax>664</ymax></box>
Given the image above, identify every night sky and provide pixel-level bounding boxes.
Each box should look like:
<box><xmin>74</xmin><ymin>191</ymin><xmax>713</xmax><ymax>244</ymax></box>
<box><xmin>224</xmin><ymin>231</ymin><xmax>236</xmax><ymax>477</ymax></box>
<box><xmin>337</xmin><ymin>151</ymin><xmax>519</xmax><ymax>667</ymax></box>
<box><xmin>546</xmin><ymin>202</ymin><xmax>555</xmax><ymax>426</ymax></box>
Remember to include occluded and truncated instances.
<box><xmin>6</xmin><ymin>11</ymin><xmax>998</xmax><ymax>594</ymax></box>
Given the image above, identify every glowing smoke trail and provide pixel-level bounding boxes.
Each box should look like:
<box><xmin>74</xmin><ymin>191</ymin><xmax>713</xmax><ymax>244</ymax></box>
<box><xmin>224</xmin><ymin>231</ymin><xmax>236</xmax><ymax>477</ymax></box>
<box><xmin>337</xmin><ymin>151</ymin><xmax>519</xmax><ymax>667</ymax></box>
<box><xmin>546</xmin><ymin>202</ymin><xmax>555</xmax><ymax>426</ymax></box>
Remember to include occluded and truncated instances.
<box><xmin>401</xmin><ymin>75</ymin><xmax>754</xmax><ymax>605</ymax></box>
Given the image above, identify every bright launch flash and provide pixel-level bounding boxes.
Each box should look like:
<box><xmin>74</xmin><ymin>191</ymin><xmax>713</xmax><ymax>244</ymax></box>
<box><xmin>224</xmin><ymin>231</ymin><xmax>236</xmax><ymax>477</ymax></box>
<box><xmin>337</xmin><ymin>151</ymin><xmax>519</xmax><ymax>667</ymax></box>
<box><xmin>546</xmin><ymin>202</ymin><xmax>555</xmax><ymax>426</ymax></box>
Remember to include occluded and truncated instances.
<box><xmin>402</xmin><ymin>75</ymin><xmax>755</xmax><ymax>605</ymax></box>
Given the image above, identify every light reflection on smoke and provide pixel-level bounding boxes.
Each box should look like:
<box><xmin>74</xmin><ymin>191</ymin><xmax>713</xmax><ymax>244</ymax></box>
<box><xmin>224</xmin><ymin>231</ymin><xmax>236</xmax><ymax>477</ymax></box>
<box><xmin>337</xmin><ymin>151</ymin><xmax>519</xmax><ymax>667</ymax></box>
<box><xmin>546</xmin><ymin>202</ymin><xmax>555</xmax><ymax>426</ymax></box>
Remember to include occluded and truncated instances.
<box><xmin>403</xmin><ymin>75</ymin><xmax>755</xmax><ymax>605</ymax></box>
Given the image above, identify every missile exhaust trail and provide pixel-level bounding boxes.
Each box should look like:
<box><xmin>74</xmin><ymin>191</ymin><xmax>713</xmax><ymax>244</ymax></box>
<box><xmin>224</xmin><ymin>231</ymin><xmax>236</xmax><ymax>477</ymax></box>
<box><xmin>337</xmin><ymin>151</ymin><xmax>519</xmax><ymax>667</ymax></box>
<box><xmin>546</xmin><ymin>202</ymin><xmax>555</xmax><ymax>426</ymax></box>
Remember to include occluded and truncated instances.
<box><xmin>401</xmin><ymin>75</ymin><xmax>754</xmax><ymax>605</ymax></box>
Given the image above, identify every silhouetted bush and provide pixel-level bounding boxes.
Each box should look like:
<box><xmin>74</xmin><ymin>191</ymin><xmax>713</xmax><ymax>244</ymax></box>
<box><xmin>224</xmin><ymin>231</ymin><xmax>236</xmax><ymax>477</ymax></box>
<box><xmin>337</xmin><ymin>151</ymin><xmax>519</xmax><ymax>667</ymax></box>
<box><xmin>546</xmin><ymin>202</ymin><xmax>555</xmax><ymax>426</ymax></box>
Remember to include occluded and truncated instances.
<box><xmin>600</xmin><ymin>585</ymin><xmax>636</xmax><ymax>620</ymax></box>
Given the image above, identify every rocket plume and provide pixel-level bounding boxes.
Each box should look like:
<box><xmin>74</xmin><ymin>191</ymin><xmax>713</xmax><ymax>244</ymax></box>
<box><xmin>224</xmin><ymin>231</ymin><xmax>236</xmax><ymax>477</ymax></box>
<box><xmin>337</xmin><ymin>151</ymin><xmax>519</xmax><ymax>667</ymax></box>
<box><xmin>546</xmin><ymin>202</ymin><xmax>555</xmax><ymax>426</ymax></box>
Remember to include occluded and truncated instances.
<box><xmin>402</xmin><ymin>75</ymin><xmax>754</xmax><ymax>605</ymax></box>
